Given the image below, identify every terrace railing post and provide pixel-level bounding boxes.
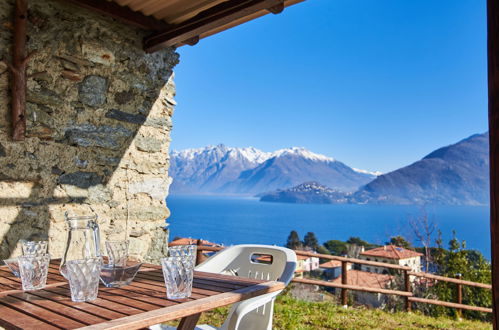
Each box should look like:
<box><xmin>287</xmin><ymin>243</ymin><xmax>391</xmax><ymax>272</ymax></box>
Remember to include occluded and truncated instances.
<box><xmin>195</xmin><ymin>239</ymin><xmax>206</xmax><ymax>265</ymax></box>
<box><xmin>456</xmin><ymin>273</ymin><xmax>463</xmax><ymax>318</ymax></box>
<box><xmin>404</xmin><ymin>270</ymin><xmax>412</xmax><ymax>312</ymax></box>
<box><xmin>341</xmin><ymin>261</ymin><xmax>348</xmax><ymax>307</ymax></box>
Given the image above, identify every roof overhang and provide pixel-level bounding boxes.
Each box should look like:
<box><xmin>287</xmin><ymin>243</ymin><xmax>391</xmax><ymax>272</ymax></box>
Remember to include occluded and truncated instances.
<box><xmin>63</xmin><ymin>0</ymin><xmax>305</xmax><ymax>52</ymax></box>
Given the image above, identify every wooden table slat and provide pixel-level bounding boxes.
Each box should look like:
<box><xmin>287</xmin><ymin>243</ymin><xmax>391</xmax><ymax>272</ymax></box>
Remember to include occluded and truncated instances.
<box><xmin>18</xmin><ymin>288</ymin><xmax>127</xmax><ymax>321</ymax></box>
<box><xmin>137</xmin><ymin>270</ymin><xmax>251</xmax><ymax>290</ymax></box>
<box><xmin>44</xmin><ymin>286</ymin><xmax>145</xmax><ymax>316</ymax></box>
<box><xmin>137</xmin><ymin>269</ymin><xmax>264</xmax><ymax>286</ymax></box>
<box><xmin>130</xmin><ymin>275</ymin><xmax>236</xmax><ymax>302</ymax></box>
<box><xmin>135</xmin><ymin>272</ymin><xmax>245</xmax><ymax>293</ymax></box>
<box><xmin>0</xmin><ymin>269</ymin><xmax>21</xmax><ymax>283</ymax></box>
<box><xmin>0</xmin><ymin>267</ymin><xmax>66</xmax><ymax>293</ymax></box>
<box><xmin>0</xmin><ymin>295</ymin><xmax>86</xmax><ymax>329</ymax></box>
<box><xmin>0</xmin><ymin>302</ymin><xmax>60</xmax><ymax>330</ymax></box>
<box><xmin>128</xmin><ymin>278</ymin><xmax>216</xmax><ymax>299</ymax></box>
<box><xmin>136</xmin><ymin>274</ymin><xmax>242</xmax><ymax>292</ymax></box>
<box><xmin>194</xmin><ymin>271</ymin><xmax>265</xmax><ymax>285</ymax></box>
<box><xmin>10</xmin><ymin>291</ymin><xmax>109</xmax><ymax>325</ymax></box>
<box><xmin>93</xmin><ymin>289</ymin><xmax>162</xmax><ymax>311</ymax></box>
<box><xmin>0</xmin><ymin>282</ymin><xmax>17</xmax><ymax>291</ymax></box>
<box><xmin>99</xmin><ymin>287</ymin><xmax>176</xmax><ymax>307</ymax></box>
<box><xmin>193</xmin><ymin>278</ymin><xmax>248</xmax><ymax>290</ymax></box>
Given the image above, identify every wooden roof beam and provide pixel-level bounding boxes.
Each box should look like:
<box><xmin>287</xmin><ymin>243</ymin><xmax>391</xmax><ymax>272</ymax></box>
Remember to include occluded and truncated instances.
<box><xmin>63</xmin><ymin>0</ymin><xmax>170</xmax><ymax>31</ymax></box>
<box><xmin>268</xmin><ymin>2</ymin><xmax>285</xmax><ymax>14</ymax></box>
<box><xmin>143</xmin><ymin>0</ymin><xmax>285</xmax><ymax>53</ymax></box>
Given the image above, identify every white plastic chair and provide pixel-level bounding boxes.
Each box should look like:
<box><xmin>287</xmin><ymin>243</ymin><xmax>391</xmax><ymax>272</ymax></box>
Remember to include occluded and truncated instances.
<box><xmin>196</xmin><ymin>244</ymin><xmax>296</xmax><ymax>330</ymax></box>
<box><xmin>151</xmin><ymin>244</ymin><xmax>296</xmax><ymax>330</ymax></box>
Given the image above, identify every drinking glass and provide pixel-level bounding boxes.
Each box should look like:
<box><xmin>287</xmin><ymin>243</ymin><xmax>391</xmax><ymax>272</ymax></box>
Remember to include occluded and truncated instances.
<box><xmin>66</xmin><ymin>258</ymin><xmax>102</xmax><ymax>302</ymax></box>
<box><xmin>168</xmin><ymin>244</ymin><xmax>197</xmax><ymax>262</ymax></box>
<box><xmin>18</xmin><ymin>253</ymin><xmax>50</xmax><ymax>291</ymax></box>
<box><xmin>161</xmin><ymin>256</ymin><xmax>195</xmax><ymax>299</ymax></box>
<box><xmin>3</xmin><ymin>258</ymin><xmax>20</xmax><ymax>277</ymax></box>
<box><xmin>22</xmin><ymin>240</ymin><xmax>48</xmax><ymax>256</ymax></box>
<box><xmin>105</xmin><ymin>240</ymin><xmax>129</xmax><ymax>267</ymax></box>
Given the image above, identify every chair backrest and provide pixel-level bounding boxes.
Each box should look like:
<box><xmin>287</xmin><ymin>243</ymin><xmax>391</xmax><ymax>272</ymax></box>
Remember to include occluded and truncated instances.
<box><xmin>195</xmin><ymin>245</ymin><xmax>297</xmax><ymax>330</ymax></box>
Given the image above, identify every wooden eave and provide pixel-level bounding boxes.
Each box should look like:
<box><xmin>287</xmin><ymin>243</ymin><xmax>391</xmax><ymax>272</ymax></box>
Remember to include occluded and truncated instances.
<box><xmin>64</xmin><ymin>0</ymin><xmax>305</xmax><ymax>52</ymax></box>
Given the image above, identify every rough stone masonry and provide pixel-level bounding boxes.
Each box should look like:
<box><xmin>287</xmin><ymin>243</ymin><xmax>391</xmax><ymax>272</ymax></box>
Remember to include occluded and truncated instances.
<box><xmin>0</xmin><ymin>0</ymin><xmax>179</xmax><ymax>262</ymax></box>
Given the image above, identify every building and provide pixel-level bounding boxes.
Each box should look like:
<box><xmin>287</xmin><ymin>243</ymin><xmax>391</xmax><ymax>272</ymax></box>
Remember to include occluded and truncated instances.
<box><xmin>331</xmin><ymin>270</ymin><xmax>394</xmax><ymax>307</ymax></box>
<box><xmin>169</xmin><ymin>238</ymin><xmax>218</xmax><ymax>247</ymax></box>
<box><xmin>301</xmin><ymin>254</ymin><xmax>320</xmax><ymax>271</ymax></box>
<box><xmin>294</xmin><ymin>254</ymin><xmax>320</xmax><ymax>278</ymax></box>
<box><xmin>319</xmin><ymin>260</ymin><xmax>352</xmax><ymax>280</ymax></box>
<box><xmin>359</xmin><ymin>245</ymin><xmax>423</xmax><ymax>273</ymax></box>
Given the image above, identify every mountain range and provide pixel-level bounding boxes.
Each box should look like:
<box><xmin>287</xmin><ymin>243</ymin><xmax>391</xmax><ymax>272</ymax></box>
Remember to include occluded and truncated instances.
<box><xmin>259</xmin><ymin>133</ymin><xmax>490</xmax><ymax>205</ymax></box>
<box><xmin>169</xmin><ymin>145</ymin><xmax>376</xmax><ymax>195</ymax></box>
<box><xmin>351</xmin><ymin>133</ymin><xmax>489</xmax><ymax>205</ymax></box>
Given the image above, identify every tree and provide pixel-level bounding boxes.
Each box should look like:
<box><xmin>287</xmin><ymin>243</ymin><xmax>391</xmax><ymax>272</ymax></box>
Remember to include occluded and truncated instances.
<box><xmin>429</xmin><ymin>230</ymin><xmax>492</xmax><ymax>321</ymax></box>
<box><xmin>315</xmin><ymin>245</ymin><xmax>331</xmax><ymax>263</ymax></box>
<box><xmin>303</xmin><ymin>232</ymin><xmax>319</xmax><ymax>251</ymax></box>
<box><xmin>285</xmin><ymin>230</ymin><xmax>302</xmax><ymax>250</ymax></box>
<box><xmin>387</xmin><ymin>235</ymin><xmax>412</xmax><ymax>249</ymax></box>
<box><xmin>346</xmin><ymin>237</ymin><xmax>369</xmax><ymax>246</ymax></box>
<box><xmin>409</xmin><ymin>207</ymin><xmax>436</xmax><ymax>272</ymax></box>
<box><xmin>324</xmin><ymin>240</ymin><xmax>347</xmax><ymax>256</ymax></box>
<box><xmin>346</xmin><ymin>236</ymin><xmax>379</xmax><ymax>251</ymax></box>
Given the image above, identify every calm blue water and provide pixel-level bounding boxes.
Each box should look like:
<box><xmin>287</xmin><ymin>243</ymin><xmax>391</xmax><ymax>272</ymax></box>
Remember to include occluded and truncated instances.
<box><xmin>167</xmin><ymin>195</ymin><xmax>491</xmax><ymax>260</ymax></box>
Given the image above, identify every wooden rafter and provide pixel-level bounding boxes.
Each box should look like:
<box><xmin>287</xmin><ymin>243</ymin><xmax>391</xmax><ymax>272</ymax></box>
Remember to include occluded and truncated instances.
<box><xmin>268</xmin><ymin>2</ymin><xmax>284</xmax><ymax>14</ymax></box>
<box><xmin>488</xmin><ymin>0</ymin><xmax>499</xmax><ymax>327</ymax></box>
<box><xmin>63</xmin><ymin>0</ymin><xmax>170</xmax><ymax>31</ymax></box>
<box><xmin>11</xmin><ymin>0</ymin><xmax>28</xmax><ymax>141</ymax></box>
<box><xmin>143</xmin><ymin>0</ymin><xmax>285</xmax><ymax>53</ymax></box>
<box><xmin>3</xmin><ymin>0</ymin><xmax>32</xmax><ymax>141</ymax></box>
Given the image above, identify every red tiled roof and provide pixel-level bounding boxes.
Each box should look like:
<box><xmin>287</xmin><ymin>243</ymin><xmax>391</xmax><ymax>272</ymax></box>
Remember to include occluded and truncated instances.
<box><xmin>331</xmin><ymin>270</ymin><xmax>393</xmax><ymax>289</ymax></box>
<box><xmin>297</xmin><ymin>255</ymin><xmax>311</xmax><ymax>261</ymax></box>
<box><xmin>360</xmin><ymin>245</ymin><xmax>423</xmax><ymax>260</ymax></box>
<box><xmin>256</xmin><ymin>255</ymin><xmax>272</xmax><ymax>262</ymax></box>
<box><xmin>319</xmin><ymin>260</ymin><xmax>342</xmax><ymax>268</ymax></box>
<box><xmin>169</xmin><ymin>238</ymin><xmax>217</xmax><ymax>246</ymax></box>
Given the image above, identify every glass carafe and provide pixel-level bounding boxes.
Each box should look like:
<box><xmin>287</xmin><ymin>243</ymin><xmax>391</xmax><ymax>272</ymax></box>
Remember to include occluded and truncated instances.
<box><xmin>60</xmin><ymin>213</ymin><xmax>101</xmax><ymax>278</ymax></box>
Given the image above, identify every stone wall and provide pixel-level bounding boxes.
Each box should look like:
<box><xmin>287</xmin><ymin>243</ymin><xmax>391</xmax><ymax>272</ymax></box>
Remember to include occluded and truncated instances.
<box><xmin>0</xmin><ymin>0</ymin><xmax>179</xmax><ymax>262</ymax></box>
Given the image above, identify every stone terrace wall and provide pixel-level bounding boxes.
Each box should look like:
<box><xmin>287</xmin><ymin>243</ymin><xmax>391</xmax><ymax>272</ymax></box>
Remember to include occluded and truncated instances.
<box><xmin>0</xmin><ymin>0</ymin><xmax>179</xmax><ymax>261</ymax></box>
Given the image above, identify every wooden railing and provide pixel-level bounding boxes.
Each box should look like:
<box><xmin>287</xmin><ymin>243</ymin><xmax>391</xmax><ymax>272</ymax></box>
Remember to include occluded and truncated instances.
<box><xmin>291</xmin><ymin>250</ymin><xmax>492</xmax><ymax>313</ymax></box>
<box><xmin>188</xmin><ymin>242</ymin><xmax>493</xmax><ymax>314</ymax></box>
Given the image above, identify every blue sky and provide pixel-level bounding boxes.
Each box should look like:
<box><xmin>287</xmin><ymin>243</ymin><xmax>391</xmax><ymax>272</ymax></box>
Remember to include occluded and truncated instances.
<box><xmin>170</xmin><ymin>0</ymin><xmax>487</xmax><ymax>173</ymax></box>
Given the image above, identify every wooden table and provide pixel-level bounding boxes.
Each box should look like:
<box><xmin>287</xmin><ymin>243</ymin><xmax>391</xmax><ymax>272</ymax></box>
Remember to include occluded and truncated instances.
<box><xmin>0</xmin><ymin>260</ymin><xmax>284</xmax><ymax>330</ymax></box>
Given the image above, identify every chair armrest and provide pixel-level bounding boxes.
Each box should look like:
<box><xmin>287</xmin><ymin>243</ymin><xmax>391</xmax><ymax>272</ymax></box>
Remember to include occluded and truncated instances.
<box><xmin>224</xmin><ymin>291</ymin><xmax>281</xmax><ymax>330</ymax></box>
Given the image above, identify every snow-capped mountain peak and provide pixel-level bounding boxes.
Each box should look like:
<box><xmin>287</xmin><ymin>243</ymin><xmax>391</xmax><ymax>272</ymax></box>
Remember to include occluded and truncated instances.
<box><xmin>171</xmin><ymin>144</ymin><xmax>271</xmax><ymax>164</ymax></box>
<box><xmin>271</xmin><ymin>147</ymin><xmax>335</xmax><ymax>162</ymax></box>
<box><xmin>352</xmin><ymin>168</ymin><xmax>383</xmax><ymax>176</ymax></box>
<box><xmin>227</xmin><ymin>146</ymin><xmax>272</xmax><ymax>163</ymax></box>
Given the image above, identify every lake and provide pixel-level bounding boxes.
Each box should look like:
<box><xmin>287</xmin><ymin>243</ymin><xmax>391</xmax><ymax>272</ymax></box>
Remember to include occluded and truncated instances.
<box><xmin>166</xmin><ymin>195</ymin><xmax>491</xmax><ymax>259</ymax></box>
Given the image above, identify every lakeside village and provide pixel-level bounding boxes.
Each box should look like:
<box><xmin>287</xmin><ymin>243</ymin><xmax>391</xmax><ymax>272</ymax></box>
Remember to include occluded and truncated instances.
<box><xmin>173</xmin><ymin>229</ymin><xmax>492</xmax><ymax>322</ymax></box>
